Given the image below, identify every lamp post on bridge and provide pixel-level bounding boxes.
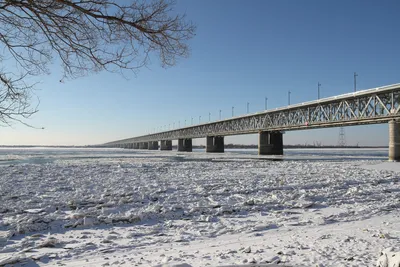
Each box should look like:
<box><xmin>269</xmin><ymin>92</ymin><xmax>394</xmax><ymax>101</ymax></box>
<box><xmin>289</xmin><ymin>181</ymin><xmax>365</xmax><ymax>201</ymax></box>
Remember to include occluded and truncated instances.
<box><xmin>247</xmin><ymin>102</ymin><xmax>249</xmax><ymax>113</ymax></box>
<box><xmin>232</xmin><ymin>106</ymin><xmax>234</xmax><ymax>117</ymax></box>
<box><xmin>265</xmin><ymin>97</ymin><xmax>268</xmax><ymax>110</ymax></box>
<box><xmin>354</xmin><ymin>72</ymin><xmax>358</xmax><ymax>92</ymax></box>
<box><xmin>318</xmin><ymin>82</ymin><xmax>321</xmax><ymax>100</ymax></box>
<box><xmin>191</xmin><ymin>117</ymin><xmax>193</xmax><ymax>125</ymax></box>
<box><xmin>219</xmin><ymin>110</ymin><xmax>221</xmax><ymax>120</ymax></box>
<box><xmin>184</xmin><ymin>120</ymin><xmax>186</xmax><ymax>126</ymax></box>
<box><xmin>288</xmin><ymin>91</ymin><xmax>291</xmax><ymax>105</ymax></box>
<box><xmin>209</xmin><ymin>112</ymin><xmax>211</xmax><ymax>122</ymax></box>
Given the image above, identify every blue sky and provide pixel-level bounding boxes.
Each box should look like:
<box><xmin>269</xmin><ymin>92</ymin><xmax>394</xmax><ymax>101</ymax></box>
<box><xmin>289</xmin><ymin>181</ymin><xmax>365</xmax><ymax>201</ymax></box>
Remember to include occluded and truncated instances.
<box><xmin>1</xmin><ymin>0</ymin><xmax>399</xmax><ymax>146</ymax></box>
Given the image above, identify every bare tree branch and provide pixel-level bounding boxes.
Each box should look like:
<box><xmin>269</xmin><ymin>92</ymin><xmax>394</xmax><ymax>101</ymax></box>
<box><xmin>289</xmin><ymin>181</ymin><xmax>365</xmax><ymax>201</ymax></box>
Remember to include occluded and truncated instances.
<box><xmin>0</xmin><ymin>0</ymin><xmax>195</xmax><ymax>126</ymax></box>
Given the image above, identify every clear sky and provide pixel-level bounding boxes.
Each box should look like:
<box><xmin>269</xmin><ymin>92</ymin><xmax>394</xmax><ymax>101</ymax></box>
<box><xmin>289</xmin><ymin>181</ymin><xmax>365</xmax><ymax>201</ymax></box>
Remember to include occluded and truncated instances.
<box><xmin>1</xmin><ymin>0</ymin><xmax>399</xmax><ymax>146</ymax></box>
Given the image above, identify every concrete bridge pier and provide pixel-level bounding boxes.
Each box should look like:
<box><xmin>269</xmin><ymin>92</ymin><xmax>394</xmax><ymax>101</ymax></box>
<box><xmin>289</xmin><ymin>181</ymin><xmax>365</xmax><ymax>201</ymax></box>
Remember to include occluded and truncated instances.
<box><xmin>148</xmin><ymin>141</ymin><xmax>158</xmax><ymax>150</ymax></box>
<box><xmin>178</xmin><ymin>138</ymin><xmax>192</xmax><ymax>152</ymax></box>
<box><xmin>389</xmin><ymin>120</ymin><xmax>400</xmax><ymax>161</ymax></box>
<box><xmin>160</xmin><ymin>140</ymin><xmax>172</xmax><ymax>150</ymax></box>
<box><xmin>206</xmin><ymin>136</ymin><xmax>224</xmax><ymax>153</ymax></box>
<box><xmin>139</xmin><ymin>142</ymin><xmax>148</xmax><ymax>149</ymax></box>
<box><xmin>258</xmin><ymin>131</ymin><xmax>283</xmax><ymax>155</ymax></box>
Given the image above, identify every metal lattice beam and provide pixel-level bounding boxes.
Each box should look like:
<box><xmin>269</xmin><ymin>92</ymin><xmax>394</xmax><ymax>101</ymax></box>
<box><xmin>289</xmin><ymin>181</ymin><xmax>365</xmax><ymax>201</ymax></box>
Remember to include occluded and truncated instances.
<box><xmin>105</xmin><ymin>83</ymin><xmax>400</xmax><ymax>145</ymax></box>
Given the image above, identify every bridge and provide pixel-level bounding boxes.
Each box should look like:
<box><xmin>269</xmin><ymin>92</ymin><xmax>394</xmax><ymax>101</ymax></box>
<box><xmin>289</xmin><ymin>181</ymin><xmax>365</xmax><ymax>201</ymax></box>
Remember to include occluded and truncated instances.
<box><xmin>104</xmin><ymin>83</ymin><xmax>400</xmax><ymax>161</ymax></box>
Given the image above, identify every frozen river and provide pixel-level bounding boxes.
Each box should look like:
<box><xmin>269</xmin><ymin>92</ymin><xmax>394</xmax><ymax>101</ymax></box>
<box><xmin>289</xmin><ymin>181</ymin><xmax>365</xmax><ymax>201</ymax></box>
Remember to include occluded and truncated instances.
<box><xmin>0</xmin><ymin>147</ymin><xmax>389</xmax><ymax>166</ymax></box>
<box><xmin>0</xmin><ymin>147</ymin><xmax>398</xmax><ymax>266</ymax></box>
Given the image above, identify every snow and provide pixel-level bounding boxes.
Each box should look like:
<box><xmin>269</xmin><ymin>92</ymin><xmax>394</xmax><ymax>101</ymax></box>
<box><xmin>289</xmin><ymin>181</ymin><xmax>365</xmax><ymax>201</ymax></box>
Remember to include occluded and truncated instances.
<box><xmin>0</xmin><ymin>148</ymin><xmax>399</xmax><ymax>266</ymax></box>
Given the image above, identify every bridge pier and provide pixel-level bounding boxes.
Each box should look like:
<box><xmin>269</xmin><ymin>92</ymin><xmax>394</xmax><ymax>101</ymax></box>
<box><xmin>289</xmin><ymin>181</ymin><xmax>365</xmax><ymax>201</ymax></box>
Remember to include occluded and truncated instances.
<box><xmin>206</xmin><ymin>136</ymin><xmax>224</xmax><ymax>153</ymax></box>
<box><xmin>389</xmin><ymin>120</ymin><xmax>400</xmax><ymax>161</ymax></box>
<box><xmin>148</xmin><ymin>141</ymin><xmax>158</xmax><ymax>150</ymax></box>
<box><xmin>258</xmin><ymin>131</ymin><xmax>283</xmax><ymax>155</ymax></box>
<box><xmin>160</xmin><ymin>140</ymin><xmax>172</xmax><ymax>150</ymax></box>
<box><xmin>139</xmin><ymin>142</ymin><xmax>148</xmax><ymax>149</ymax></box>
<box><xmin>178</xmin><ymin>138</ymin><xmax>192</xmax><ymax>152</ymax></box>
<box><xmin>134</xmin><ymin>143</ymin><xmax>139</xmax><ymax>149</ymax></box>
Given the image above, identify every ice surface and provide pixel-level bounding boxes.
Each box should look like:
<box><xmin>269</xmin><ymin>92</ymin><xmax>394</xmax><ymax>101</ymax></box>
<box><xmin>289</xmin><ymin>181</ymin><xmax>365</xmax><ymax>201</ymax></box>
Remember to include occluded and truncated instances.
<box><xmin>0</xmin><ymin>148</ymin><xmax>399</xmax><ymax>266</ymax></box>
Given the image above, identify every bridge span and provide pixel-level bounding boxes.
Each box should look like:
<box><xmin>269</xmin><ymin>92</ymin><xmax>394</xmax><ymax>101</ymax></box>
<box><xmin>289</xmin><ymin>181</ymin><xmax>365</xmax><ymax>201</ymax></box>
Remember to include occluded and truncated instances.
<box><xmin>104</xmin><ymin>83</ymin><xmax>400</xmax><ymax>161</ymax></box>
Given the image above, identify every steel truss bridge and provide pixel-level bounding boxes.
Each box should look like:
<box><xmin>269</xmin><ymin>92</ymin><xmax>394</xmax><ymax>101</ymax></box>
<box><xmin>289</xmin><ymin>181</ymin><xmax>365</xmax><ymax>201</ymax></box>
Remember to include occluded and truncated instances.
<box><xmin>105</xmin><ymin>83</ymin><xmax>400</xmax><ymax>145</ymax></box>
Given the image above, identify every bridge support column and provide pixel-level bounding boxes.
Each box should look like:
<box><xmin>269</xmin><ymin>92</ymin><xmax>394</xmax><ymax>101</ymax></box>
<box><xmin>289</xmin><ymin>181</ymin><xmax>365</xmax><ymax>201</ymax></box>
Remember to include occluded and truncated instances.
<box><xmin>139</xmin><ymin>142</ymin><xmax>148</xmax><ymax>149</ymax></box>
<box><xmin>389</xmin><ymin>120</ymin><xmax>400</xmax><ymax>161</ymax></box>
<box><xmin>160</xmin><ymin>140</ymin><xmax>172</xmax><ymax>150</ymax></box>
<box><xmin>258</xmin><ymin>131</ymin><xmax>283</xmax><ymax>155</ymax></box>
<box><xmin>133</xmin><ymin>143</ymin><xmax>139</xmax><ymax>149</ymax></box>
<box><xmin>148</xmin><ymin>141</ymin><xmax>158</xmax><ymax>150</ymax></box>
<box><xmin>206</xmin><ymin>136</ymin><xmax>224</xmax><ymax>153</ymax></box>
<box><xmin>178</xmin><ymin>138</ymin><xmax>192</xmax><ymax>152</ymax></box>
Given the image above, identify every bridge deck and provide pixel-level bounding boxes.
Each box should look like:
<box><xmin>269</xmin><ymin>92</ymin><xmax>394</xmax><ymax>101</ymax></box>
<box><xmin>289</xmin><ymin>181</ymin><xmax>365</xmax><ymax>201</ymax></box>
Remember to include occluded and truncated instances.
<box><xmin>106</xmin><ymin>83</ymin><xmax>400</xmax><ymax>145</ymax></box>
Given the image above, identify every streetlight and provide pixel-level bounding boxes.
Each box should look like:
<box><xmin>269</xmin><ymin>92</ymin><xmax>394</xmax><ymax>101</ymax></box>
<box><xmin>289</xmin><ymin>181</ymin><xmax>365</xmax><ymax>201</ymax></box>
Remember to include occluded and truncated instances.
<box><xmin>232</xmin><ymin>106</ymin><xmax>234</xmax><ymax>117</ymax></box>
<box><xmin>288</xmin><ymin>91</ymin><xmax>291</xmax><ymax>105</ymax></box>
<box><xmin>209</xmin><ymin>112</ymin><xmax>211</xmax><ymax>122</ymax></box>
<box><xmin>354</xmin><ymin>72</ymin><xmax>358</xmax><ymax>92</ymax></box>
<box><xmin>191</xmin><ymin>117</ymin><xmax>193</xmax><ymax>125</ymax></box>
<box><xmin>219</xmin><ymin>110</ymin><xmax>222</xmax><ymax>120</ymax></box>
<box><xmin>199</xmin><ymin>116</ymin><xmax>201</xmax><ymax>123</ymax></box>
<box><xmin>247</xmin><ymin>102</ymin><xmax>249</xmax><ymax>113</ymax></box>
<box><xmin>184</xmin><ymin>119</ymin><xmax>186</xmax><ymax>126</ymax></box>
<box><xmin>265</xmin><ymin>97</ymin><xmax>268</xmax><ymax>110</ymax></box>
<box><xmin>318</xmin><ymin>82</ymin><xmax>321</xmax><ymax>99</ymax></box>
<box><xmin>178</xmin><ymin>121</ymin><xmax>180</xmax><ymax>127</ymax></box>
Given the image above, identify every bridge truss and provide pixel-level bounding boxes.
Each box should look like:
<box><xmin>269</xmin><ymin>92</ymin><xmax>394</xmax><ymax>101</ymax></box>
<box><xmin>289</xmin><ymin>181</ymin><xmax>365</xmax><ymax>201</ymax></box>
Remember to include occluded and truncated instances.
<box><xmin>106</xmin><ymin>84</ymin><xmax>400</xmax><ymax>145</ymax></box>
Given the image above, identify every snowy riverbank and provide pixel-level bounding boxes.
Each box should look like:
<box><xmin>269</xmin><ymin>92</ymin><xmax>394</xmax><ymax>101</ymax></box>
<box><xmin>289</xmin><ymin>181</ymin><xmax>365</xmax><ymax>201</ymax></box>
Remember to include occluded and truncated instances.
<box><xmin>0</xmin><ymin>149</ymin><xmax>398</xmax><ymax>266</ymax></box>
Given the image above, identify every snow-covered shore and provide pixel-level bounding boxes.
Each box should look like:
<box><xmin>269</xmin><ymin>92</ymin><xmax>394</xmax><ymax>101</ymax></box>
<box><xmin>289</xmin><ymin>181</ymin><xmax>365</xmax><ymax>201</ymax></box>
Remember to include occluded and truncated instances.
<box><xmin>0</xmin><ymin>149</ymin><xmax>399</xmax><ymax>266</ymax></box>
